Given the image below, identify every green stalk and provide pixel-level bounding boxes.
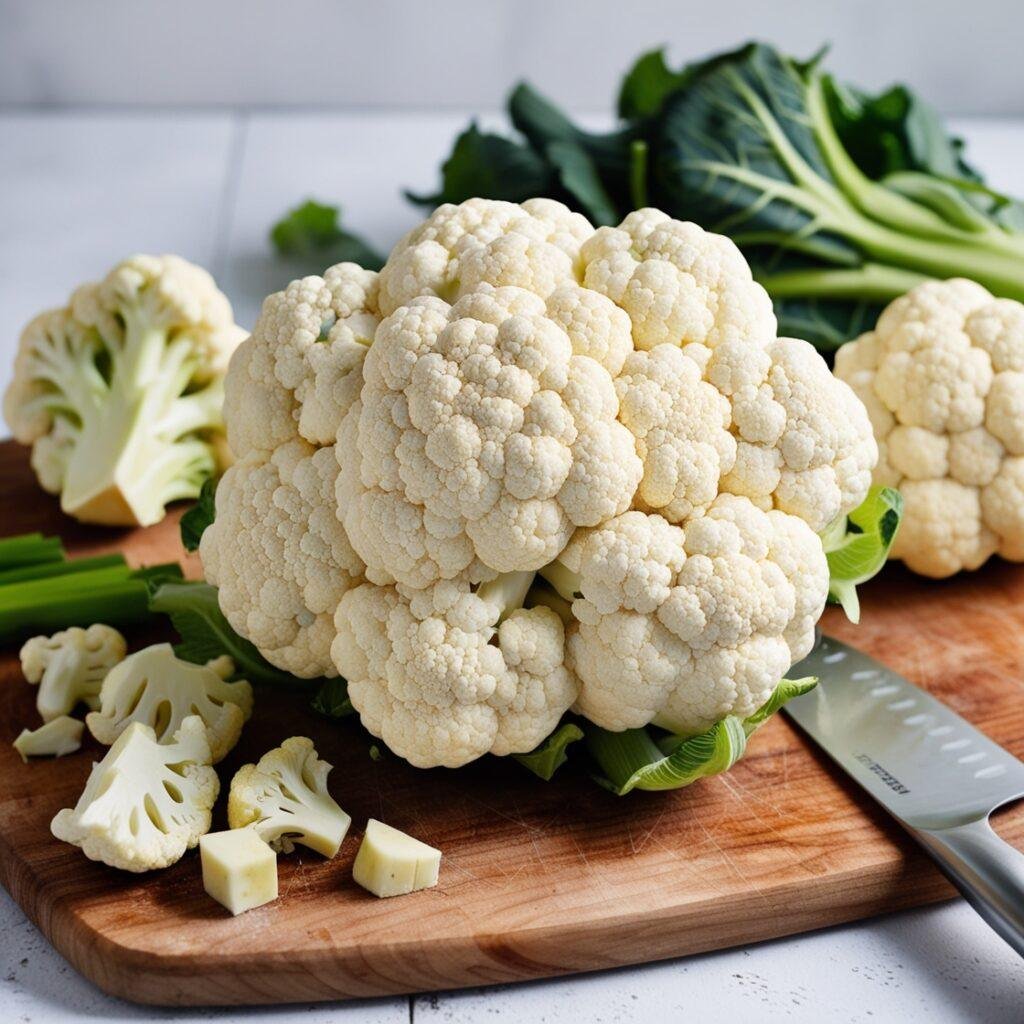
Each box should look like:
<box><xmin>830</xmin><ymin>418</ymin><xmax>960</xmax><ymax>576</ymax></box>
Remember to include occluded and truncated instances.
<box><xmin>0</xmin><ymin>552</ymin><xmax>125</xmax><ymax>586</ymax></box>
<box><xmin>629</xmin><ymin>139</ymin><xmax>649</xmax><ymax>209</ymax></box>
<box><xmin>0</xmin><ymin>533</ymin><xmax>65</xmax><ymax>570</ymax></box>
<box><xmin>756</xmin><ymin>263</ymin><xmax>930</xmax><ymax>300</ymax></box>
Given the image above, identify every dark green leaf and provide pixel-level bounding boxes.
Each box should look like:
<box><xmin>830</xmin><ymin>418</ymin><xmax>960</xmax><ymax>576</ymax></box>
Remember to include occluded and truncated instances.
<box><xmin>310</xmin><ymin>676</ymin><xmax>354</xmax><ymax>719</ymax></box>
<box><xmin>405</xmin><ymin>122</ymin><xmax>554</xmax><ymax>208</ymax></box>
<box><xmin>270</xmin><ymin>199</ymin><xmax>384</xmax><ymax>271</ymax></box>
<box><xmin>179</xmin><ymin>477</ymin><xmax>217</xmax><ymax>553</ymax></box>
<box><xmin>148</xmin><ymin>579</ymin><xmax>320</xmax><ymax>689</ymax></box>
<box><xmin>617</xmin><ymin>48</ymin><xmax>693</xmax><ymax>121</ymax></box>
<box><xmin>513</xmin><ymin>721</ymin><xmax>585</xmax><ymax>780</ymax></box>
<box><xmin>545</xmin><ymin>141</ymin><xmax>619</xmax><ymax>225</ymax></box>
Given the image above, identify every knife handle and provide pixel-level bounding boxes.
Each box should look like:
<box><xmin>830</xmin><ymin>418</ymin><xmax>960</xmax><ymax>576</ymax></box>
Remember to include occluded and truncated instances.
<box><xmin>911</xmin><ymin>817</ymin><xmax>1024</xmax><ymax>957</ymax></box>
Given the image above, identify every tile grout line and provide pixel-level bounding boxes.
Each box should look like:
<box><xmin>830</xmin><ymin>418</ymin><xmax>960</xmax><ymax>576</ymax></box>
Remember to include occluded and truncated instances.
<box><xmin>209</xmin><ymin>108</ymin><xmax>249</xmax><ymax>286</ymax></box>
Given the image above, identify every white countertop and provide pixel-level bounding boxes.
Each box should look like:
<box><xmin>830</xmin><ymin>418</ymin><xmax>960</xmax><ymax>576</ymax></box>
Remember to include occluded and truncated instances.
<box><xmin>1</xmin><ymin>110</ymin><xmax>1023</xmax><ymax>1022</ymax></box>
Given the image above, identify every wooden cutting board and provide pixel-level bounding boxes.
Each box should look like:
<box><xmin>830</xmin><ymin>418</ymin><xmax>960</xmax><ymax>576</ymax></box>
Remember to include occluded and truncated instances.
<box><xmin>1</xmin><ymin>440</ymin><xmax>1022</xmax><ymax>1007</ymax></box>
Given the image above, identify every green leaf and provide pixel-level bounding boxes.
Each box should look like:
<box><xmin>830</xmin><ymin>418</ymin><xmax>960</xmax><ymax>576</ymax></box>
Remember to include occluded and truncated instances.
<box><xmin>513</xmin><ymin>721</ymin><xmax>585</xmax><ymax>781</ymax></box>
<box><xmin>148</xmin><ymin>579</ymin><xmax>320</xmax><ymax>688</ymax></box>
<box><xmin>310</xmin><ymin>676</ymin><xmax>354</xmax><ymax>719</ymax></box>
<box><xmin>405</xmin><ymin>122</ymin><xmax>554</xmax><ymax>208</ymax></box>
<box><xmin>588</xmin><ymin>677</ymin><xmax>817</xmax><ymax>795</ymax></box>
<box><xmin>617</xmin><ymin>48</ymin><xmax>693</xmax><ymax>121</ymax></box>
<box><xmin>545</xmin><ymin>141</ymin><xmax>619</xmax><ymax>225</ymax></box>
<box><xmin>270</xmin><ymin>200</ymin><xmax>385</xmax><ymax>271</ymax></box>
<box><xmin>822</xmin><ymin>486</ymin><xmax>904</xmax><ymax>623</ymax></box>
<box><xmin>179</xmin><ymin>477</ymin><xmax>217</xmax><ymax>553</ymax></box>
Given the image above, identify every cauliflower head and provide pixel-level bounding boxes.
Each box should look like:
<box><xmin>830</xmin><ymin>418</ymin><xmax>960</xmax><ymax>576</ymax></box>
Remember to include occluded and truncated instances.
<box><xmin>51</xmin><ymin>716</ymin><xmax>218</xmax><ymax>872</ymax></box>
<box><xmin>835</xmin><ymin>279</ymin><xmax>1024</xmax><ymax>577</ymax></box>
<box><xmin>334</xmin><ymin>572</ymin><xmax>576</xmax><ymax>768</ymax></box>
<box><xmin>20</xmin><ymin>624</ymin><xmax>126</xmax><ymax>722</ymax></box>
<box><xmin>200</xmin><ymin>263</ymin><xmax>377</xmax><ymax>677</ymax></box>
<box><xmin>543</xmin><ymin>496</ymin><xmax>828</xmax><ymax>734</ymax></box>
<box><xmin>86</xmin><ymin>644</ymin><xmax>253</xmax><ymax>762</ymax></box>
<box><xmin>227</xmin><ymin>736</ymin><xmax>350</xmax><ymax>856</ymax></box>
<box><xmin>206</xmin><ymin>198</ymin><xmax>878</xmax><ymax>770</ymax></box>
<box><xmin>4</xmin><ymin>255</ymin><xmax>245</xmax><ymax>526</ymax></box>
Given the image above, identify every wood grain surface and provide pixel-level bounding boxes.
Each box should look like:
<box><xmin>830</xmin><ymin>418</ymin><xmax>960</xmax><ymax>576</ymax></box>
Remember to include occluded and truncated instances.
<box><xmin>0</xmin><ymin>440</ymin><xmax>1021</xmax><ymax>1007</ymax></box>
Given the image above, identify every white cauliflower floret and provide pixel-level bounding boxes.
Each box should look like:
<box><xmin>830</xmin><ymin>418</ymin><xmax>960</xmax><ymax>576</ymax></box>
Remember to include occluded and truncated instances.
<box><xmin>544</xmin><ymin>496</ymin><xmax>828</xmax><ymax>735</ymax></box>
<box><xmin>835</xmin><ymin>279</ymin><xmax>1024</xmax><ymax>576</ymax></box>
<box><xmin>86</xmin><ymin>645</ymin><xmax>253</xmax><ymax>763</ymax></box>
<box><xmin>50</xmin><ymin>716</ymin><xmax>218</xmax><ymax>872</ymax></box>
<box><xmin>4</xmin><ymin>255</ymin><xmax>245</xmax><ymax>526</ymax></box>
<box><xmin>334</xmin><ymin>572</ymin><xmax>577</xmax><ymax>768</ymax></box>
<box><xmin>338</xmin><ymin>286</ymin><xmax>641</xmax><ymax>588</ymax></box>
<box><xmin>201</xmin><ymin>440</ymin><xmax>364</xmax><ymax>677</ymax></box>
<box><xmin>223</xmin><ymin>263</ymin><xmax>379</xmax><ymax>456</ymax></box>
<box><xmin>377</xmin><ymin>198</ymin><xmax>592</xmax><ymax>315</ymax></box>
<box><xmin>19</xmin><ymin>624</ymin><xmax>126</xmax><ymax>722</ymax></box>
<box><xmin>579</xmin><ymin>209</ymin><xmax>777</xmax><ymax>352</ymax></box>
<box><xmin>227</xmin><ymin>736</ymin><xmax>350</xmax><ymax>857</ymax></box>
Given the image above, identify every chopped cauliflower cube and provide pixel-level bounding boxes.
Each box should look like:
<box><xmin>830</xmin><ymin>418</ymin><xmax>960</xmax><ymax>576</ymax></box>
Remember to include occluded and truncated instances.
<box><xmin>352</xmin><ymin>819</ymin><xmax>441</xmax><ymax>898</ymax></box>
<box><xmin>200</xmin><ymin>829</ymin><xmax>278</xmax><ymax>915</ymax></box>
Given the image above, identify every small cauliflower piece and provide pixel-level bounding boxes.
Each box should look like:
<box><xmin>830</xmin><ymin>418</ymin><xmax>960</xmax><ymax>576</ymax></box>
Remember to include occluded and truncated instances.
<box><xmin>4</xmin><ymin>255</ymin><xmax>245</xmax><ymax>526</ymax></box>
<box><xmin>51</xmin><ymin>716</ymin><xmax>218</xmax><ymax>872</ymax></box>
<box><xmin>543</xmin><ymin>496</ymin><xmax>828</xmax><ymax>735</ymax></box>
<box><xmin>13</xmin><ymin>716</ymin><xmax>84</xmax><ymax>761</ymax></box>
<box><xmin>338</xmin><ymin>285</ymin><xmax>642</xmax><ymax>588</ymax></box>
<box><xmin>227</xmin><ymin>737</ymin><xmax>350</xmax><ymax>857</ymax></box>
<box><xmin>200</xmin><ymin>829</ymin><xmax>278</xmax><ymax>915</ymax></box>
<box><xmin>835</xmin><ymin>279</ymin><xmax>1024</xmax><ymax>576</ymax></box>
<box><xmin>334</xmin><ymin>572</ymin><xmax>578</xmax><ymax>769</ymax></box>
<box><xmin>86</xmin><ymin>644</ymin><xmax>253</xmax><ymax>763</ymax></box>
<box><xmin>352</xmin><ymin>819</ymin><xmax>441</xmax><ymax>898</ymax></box>
<box><xmin>20</xmin><ymin>624</ymin><xmax>126</xmax><ymax>722</ymax></box>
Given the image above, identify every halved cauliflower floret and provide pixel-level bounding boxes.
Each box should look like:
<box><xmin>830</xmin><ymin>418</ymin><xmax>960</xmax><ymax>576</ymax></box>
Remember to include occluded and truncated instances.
<box><xmin>338</xmin><ymin>285</ymin><xmax>642</xmax><ymax>589</ymax></box>
<box><xmin>4</xmin><ymin>255</ymin><xmax>244</xmax><ymax>526</ymax></box>
<box><xmin>542</xmin><ymin>496</ymin><xmax>828</xmax><ymax>735</ymax></box>
<box><xmin>227</xmin><ymin>736</ymin><xmax>350</xmax><ymax>857</ymax></box>
<box><xmin>835</xmin><ymin>279</ymin><xmax>1024</xmax><ymax>576</ymax></box>
<box><xmin>334</xmin><ymin>572</ymin><xmax>577</xmax><ymax>768</ymax></box>
<box><xmin>51</xmin><ymin>716</ymin><xmax>218</xmax><ymax>872</ymax></box>
<box><xmin>86</xmin><ymin>644</ymin><xmax>253</xmax><ymax>762</ymax></box>
<box><xmin>20</xmin><ymin>624</ymin><xmax>127</xmax><ymax>722</ymax></box>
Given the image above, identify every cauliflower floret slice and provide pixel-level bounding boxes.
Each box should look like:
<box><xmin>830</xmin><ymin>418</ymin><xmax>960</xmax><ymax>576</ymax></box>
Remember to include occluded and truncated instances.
<box><xmin>86</xmin><ymin>644</ymin><xmax>253</xmax><ymax>763</ymax></box>
<box><xmin>20</xmin><ymin>624</ymin><xmax>126</xmax><ymax>722</ymax></box>
<box><xmin>3</xmin><ymin>255</ymin><xmax>245</xmax><ymax>526</ymax></box>
<box><xmin>14</xmin><ymin>716</ymin><xmax>84</xmax><ymax>761</ymax></box>
<box><xmin>50</xmin><ymin>716</ymin><xmax>219</xmax><ymax>872</ymax></box>
<box><xmin>227</xmin><ymin>736</ymin><xmax>351</xmax><ymax>857</ymax></box>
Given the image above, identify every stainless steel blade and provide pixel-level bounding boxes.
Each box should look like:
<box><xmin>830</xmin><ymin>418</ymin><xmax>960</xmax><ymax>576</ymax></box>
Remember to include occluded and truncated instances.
<box><xmin>787</xmin><ymin>635</ymin><xmax>1024</xmax><ymax>828</ymax></box>
<box><xmin>786</xmin><ymin>633</ymin><xmax>1024</xmax><ymax>956</ymax></box>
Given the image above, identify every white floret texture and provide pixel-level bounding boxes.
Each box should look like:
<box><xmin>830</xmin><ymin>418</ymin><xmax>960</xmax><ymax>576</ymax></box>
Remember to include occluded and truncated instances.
<box><xmin>563</xmin><ymin>496</ymin><xmax>828</xmax><ymax>734</ymax></box>
<box><xmin>834</xmin><ymin>279</ymin><xmax>1024</xmax><ymax>577</ymax></box>
<box><xmin>204</xmin><ymin>198</ymin><xmax>879</xmax><ymax>768</ymax></box>
<box><xmin>333</xmin><ymin>576</ymin><xmax>576</xmax><ymax>768</ymax></box>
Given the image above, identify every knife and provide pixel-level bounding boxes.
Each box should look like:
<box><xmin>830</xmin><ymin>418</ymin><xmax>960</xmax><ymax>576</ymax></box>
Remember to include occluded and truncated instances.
<box><xmin>787</xmin><ymin>634</ymin><xmax>1024</xmax><ymax>956</ymax></box>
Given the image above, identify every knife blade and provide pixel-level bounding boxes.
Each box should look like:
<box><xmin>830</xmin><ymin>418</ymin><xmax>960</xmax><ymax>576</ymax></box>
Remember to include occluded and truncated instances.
<box><xmin>787</xmin><ymin>634</ymin><xmax>1024</xmax><ymax>956</ymax></box>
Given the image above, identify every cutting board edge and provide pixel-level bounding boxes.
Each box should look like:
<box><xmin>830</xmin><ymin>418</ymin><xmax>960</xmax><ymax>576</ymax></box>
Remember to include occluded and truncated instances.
<box><xmin>5</xmin><ymin>852</ymin><xmax>957</xmax><ymax>1006</ymax></box>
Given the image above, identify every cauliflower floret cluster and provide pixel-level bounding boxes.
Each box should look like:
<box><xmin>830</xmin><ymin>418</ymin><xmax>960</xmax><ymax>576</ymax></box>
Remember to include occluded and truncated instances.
<box><xmin>4</xmin><ymin>255</ymin><xmax>245</xmax><ymax>526</ymax></box>
<box><xmin>835</xmin><ymin>279</ymin><xmax>1024</xmax><ymax>577</ymax></box>
<box><xmin>204</xmin><ymin>199</ymin><xmax>877</xmax><ymax>769</ymax></box>
<box><xmin>201</xmin><ymin>264</ymin><xmax>378</xmax><ymax>677</ymax></box>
